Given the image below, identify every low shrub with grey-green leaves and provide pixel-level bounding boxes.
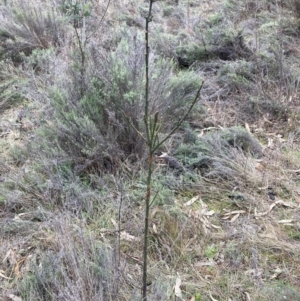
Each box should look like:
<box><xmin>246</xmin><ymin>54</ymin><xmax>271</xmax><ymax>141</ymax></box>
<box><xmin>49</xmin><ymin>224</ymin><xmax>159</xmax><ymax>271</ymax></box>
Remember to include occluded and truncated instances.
<box><xmin>0</xmin><ymin>0</ymin><xmax>67</xmax><ymax>111</ymax></box>
<box><xmin>15</xmin><ymin>215</ymin><xmax>174</xmax><ymax>301</ymax></box>
<box><xmin>17</xmin><ymin>218</ymin><xmax>122</xmax><ymax>301</ymax></box>
<box><xmin>0</xmin><ymin>60</ymin><xmax>23</xmax><ymax>112</ymax></box>
<box><xmin>30</xmin><ymin>30</ymin><xmax>202</xmax><ymax>177</ymax></box>
<box><xmin>0</xmin><ymin>152</ymin><xmax>123</xmax><ymax>217</ymax></box>
<box><xmin>261</xmin><ymin>281</ymin><xmax>300</xmax><ymax>301</ymax></box>
<box><xmin>175</xmin><ymin>127</ymin><xmax>262</xmax><ymax>182</ymax></box>
<box><xmin>0</xmin><ymin>0</ymin><xmax>67</xmax><ymax>64</ymax></box>
<box><xmin>0</xmin><ymin>47</ymin><xmax>60</xmax><ymax>114</ymax></box>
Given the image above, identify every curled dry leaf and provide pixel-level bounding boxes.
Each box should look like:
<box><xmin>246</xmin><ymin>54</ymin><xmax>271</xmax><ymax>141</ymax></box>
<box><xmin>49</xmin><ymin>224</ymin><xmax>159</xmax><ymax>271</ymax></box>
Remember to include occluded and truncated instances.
<box><xmin>245</xmin><ymin>122</ymin><xmax>251</xmax><ymax>134</ymax></box>
<box><xmin>229</xmin><ymin>213</ymin><xmax>240</xmax><ymax>223</ymax></box>
<box><xmin>255</xmin><ymin>162</ymin><xmax>266</xmax><ymax>172</ymax></box>
<box><xmin>277</xmin><ymin>200</ymin><xmax>296</xmax><ymax>208</ymax></box>
<box><xmin>254</xmin><ymin>204</ymin><xmax>276</xmax><ymax>218</ymax></box>
<box><xmin>120</xmin><ymin>231</ymin><xmax>139</xmax><ymax>242</ymax></box>
<box><xmin>222</xmin><ymin>210</ymin><xmax>246</xmax><ymax>222</ymax></box>
<box><xmin>255</xmin><ymin>200</ymin><xmax>297</xmax><ymax>218</ymax></box>
<box><xmin>110</xmin><ymin>218</ymin><xmax>118</xmax><ymax>229</ymax></box>
<box><xmin>187</xmin><ymin>199</ymin><xmax>217</xmax><ymax>234</ymax></box>
<box><xmin>184</xmin><ymin>195</ymin><xmax>200</xmax><ymax>206</ymax></box>
<box><xmin>223</xmin><ymin>210</ymin><xmax>246</xmax><ymax>215</ymax></box>
<box><xmin>244</xmin><ymin>291</ymin><xmax>251</xmax><ymax>301</ymax></box>
<box><xmin>205</xmin><ymin>210</ymin><xmax>215</xmax><ymax>216</ymax></box>
<box><xmin>209</xmin><ymin>291</ymin><xmax>219</xmax><ymax>301</ymax></box>
<box><xmin>174</xmin><ymin>276</ymin><xmax>183</xmax><ymax>299</ymax></box>
<box><xmin>3</xmin><ymin>249</ymin><xmax>17</xmax><ymax>267</ymax></box>
<box><xmin>267</xmin><ymin>138</ymin><xmax>274</xmax><ymax>148</ymax></box>
<box><xmin>152</xmin><ymin>223</ymin><xmax>158</xmax><ymax>234</ymax></box>
<box><xmin>0</xmin><ymin>270</ymin><xmax>12</xmax><ymax>280</ymax></box>
<box><xmin>195</xmin><ymin>260</ymin><xmax>215</xmax><ymax>267</ymax></box>
<box><xmin>211</xmin><ymin>224</ymin><xmax>222</xmax><ymax>229</ymax></box>
<box><xmin>14</xmin><ymin>257</ymin><xmax>26</xmax><ymax>278</ymax></box>
<box><xmin>197</xmin><ymin>130</ymin><xmax>204</xmax><ymax>137</ymax></box>
<box><xmin>270</xmin><ymin>268</ymin><xmax>283</xmax><ymax>280</ymax></box>
<box><xmin>200</xmin><ymin>216</ymin><xmax>212</xmax><ymax>234</ymax></box>
<box><xmin>278</xmin><ymin>219</ymin><xmax>293</xmax><ymax>224</ymax></box>
<box><xmin>245</xmin><ymin>268</ymin><xmax>263</xmax><ymax>276</ymax></box>
<box><xmin>8</xmin><ymin>295</ymin><xmax>22</xmax><ymax>301</ymax></box>
<box><xmin>263</xmin><ymin>115</ymin><xmax>272</xmax><ymax>124</ymax></box>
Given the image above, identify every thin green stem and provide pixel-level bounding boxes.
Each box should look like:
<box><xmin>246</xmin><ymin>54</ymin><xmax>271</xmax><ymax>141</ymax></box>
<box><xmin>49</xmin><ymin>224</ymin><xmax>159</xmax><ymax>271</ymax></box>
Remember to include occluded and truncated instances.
<box><xmin>141</xmin><ymin>2</ymin><xmax>202</xmax><ymax>300</ymax></box>
<box><xmin>144</xmin><ymin>0</ymin><xmax>153</xmax><ymax>143</ymax></box>
<box><xmin>142</xmin><ymin>152</ymin><xmax>153</xmax><ymax>301</ymax></box>
<box><xmin>142</xmin><ymin>2</ymin><xmax>154</xmax><ymax>300</ymax></box>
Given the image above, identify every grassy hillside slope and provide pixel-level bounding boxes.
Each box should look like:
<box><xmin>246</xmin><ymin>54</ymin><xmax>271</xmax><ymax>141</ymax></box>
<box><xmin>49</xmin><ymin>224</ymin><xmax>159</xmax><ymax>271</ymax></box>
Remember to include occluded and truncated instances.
<box><xmin>1</xmin><ymin>0</ymin><xmax>300</xmax><ymax>300</ymax></box>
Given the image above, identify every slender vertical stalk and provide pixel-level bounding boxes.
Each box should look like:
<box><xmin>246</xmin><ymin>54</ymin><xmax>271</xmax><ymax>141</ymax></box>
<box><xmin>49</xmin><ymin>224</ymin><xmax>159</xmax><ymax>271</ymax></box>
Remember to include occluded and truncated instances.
<box><xmin>142</xmin><ymin>153</ymin><xmax>153</xmax><ymax>301</ymax></box>
<box><xmin>82</xmin><ymin>0</ymin><xmax>86</xmax><ymax>44</ymax></box>
<box><xmin>144</xmin><ymin>0</ymin><xmax>153</xmax><ymax>143</ymax></box>
<box><xmin>72</xmin><ymin>0</ymin><xmax>86</xmax><ymax>97</ymax></box>
<box><xmin>141</xmin><ymin>2</ymin><xmax>202</xmax><ymax>300</ymax></box>
<box><xmin>142</xmin><ymin>1</ymin><xmax>153</xmax><ymax>300</ymax></box>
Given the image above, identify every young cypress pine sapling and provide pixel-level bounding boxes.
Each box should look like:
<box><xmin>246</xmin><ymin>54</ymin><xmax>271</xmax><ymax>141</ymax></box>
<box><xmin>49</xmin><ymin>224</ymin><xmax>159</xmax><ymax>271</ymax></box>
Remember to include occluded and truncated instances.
<box><xmin>141</xmin><ymin>1</ymin><xmax>203</xmax><ymax>299</ymax></box>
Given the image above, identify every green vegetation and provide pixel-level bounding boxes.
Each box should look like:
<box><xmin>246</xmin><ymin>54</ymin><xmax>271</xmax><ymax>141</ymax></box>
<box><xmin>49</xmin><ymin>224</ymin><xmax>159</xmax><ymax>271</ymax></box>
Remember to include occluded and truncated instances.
<box><xmin>1</xmin><ymin>0</ymin><xmax>300</xmax><ymax>300</ymax></box>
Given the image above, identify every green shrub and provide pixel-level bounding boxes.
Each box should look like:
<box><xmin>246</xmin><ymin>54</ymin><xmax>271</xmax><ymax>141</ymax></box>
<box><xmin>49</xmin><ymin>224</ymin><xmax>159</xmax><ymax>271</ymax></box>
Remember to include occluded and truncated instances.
<box><xmin>175</xmin><ymin>127</ymin><xmax>262</xmax><ymax>180</ymax></box>
<box><xmin>32</xmin><ymin>30</ymin><xmax>201</xmax><ymax>176</ymax></box>
<box><xmin>0</xmin><ymin>0</ymin><xmax>67</xmax><ymax>64</ymax></box>
<box><xmin>290</xmin><ymin>0</ymin><xmax>300</xmax><ymax>19</ymax></box>
<box><xmin>0</xmin><ymin>61</ymin><xmax>23</xmax><ymax>112</ymax></box>
<box><xmin>162</xmin><ymin>5</ymin><xmax>174</xmax><ymax>17</ymax></box>
<box><xmin>261</xmin><ymin>281</ymin><xmax>300</xmax><ymax>301</ymax></box>
<box><xmin>18</xmin><ymin>220</ymin><xmax>121</xmax><ymax>301</ymax></box>
<box><xmin>176</xmin><ymin>44</ymin><xmax>214</xmax><ymax>67</ymax></box>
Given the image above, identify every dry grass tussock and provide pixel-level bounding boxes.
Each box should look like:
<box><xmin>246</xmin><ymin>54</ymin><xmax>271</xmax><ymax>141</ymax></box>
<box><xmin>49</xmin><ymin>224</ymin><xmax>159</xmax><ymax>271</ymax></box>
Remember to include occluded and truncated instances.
<box><xmin>1</xmin><ymin>0</ymin><xmax>300</xmax><ymax>300</ymax></box>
